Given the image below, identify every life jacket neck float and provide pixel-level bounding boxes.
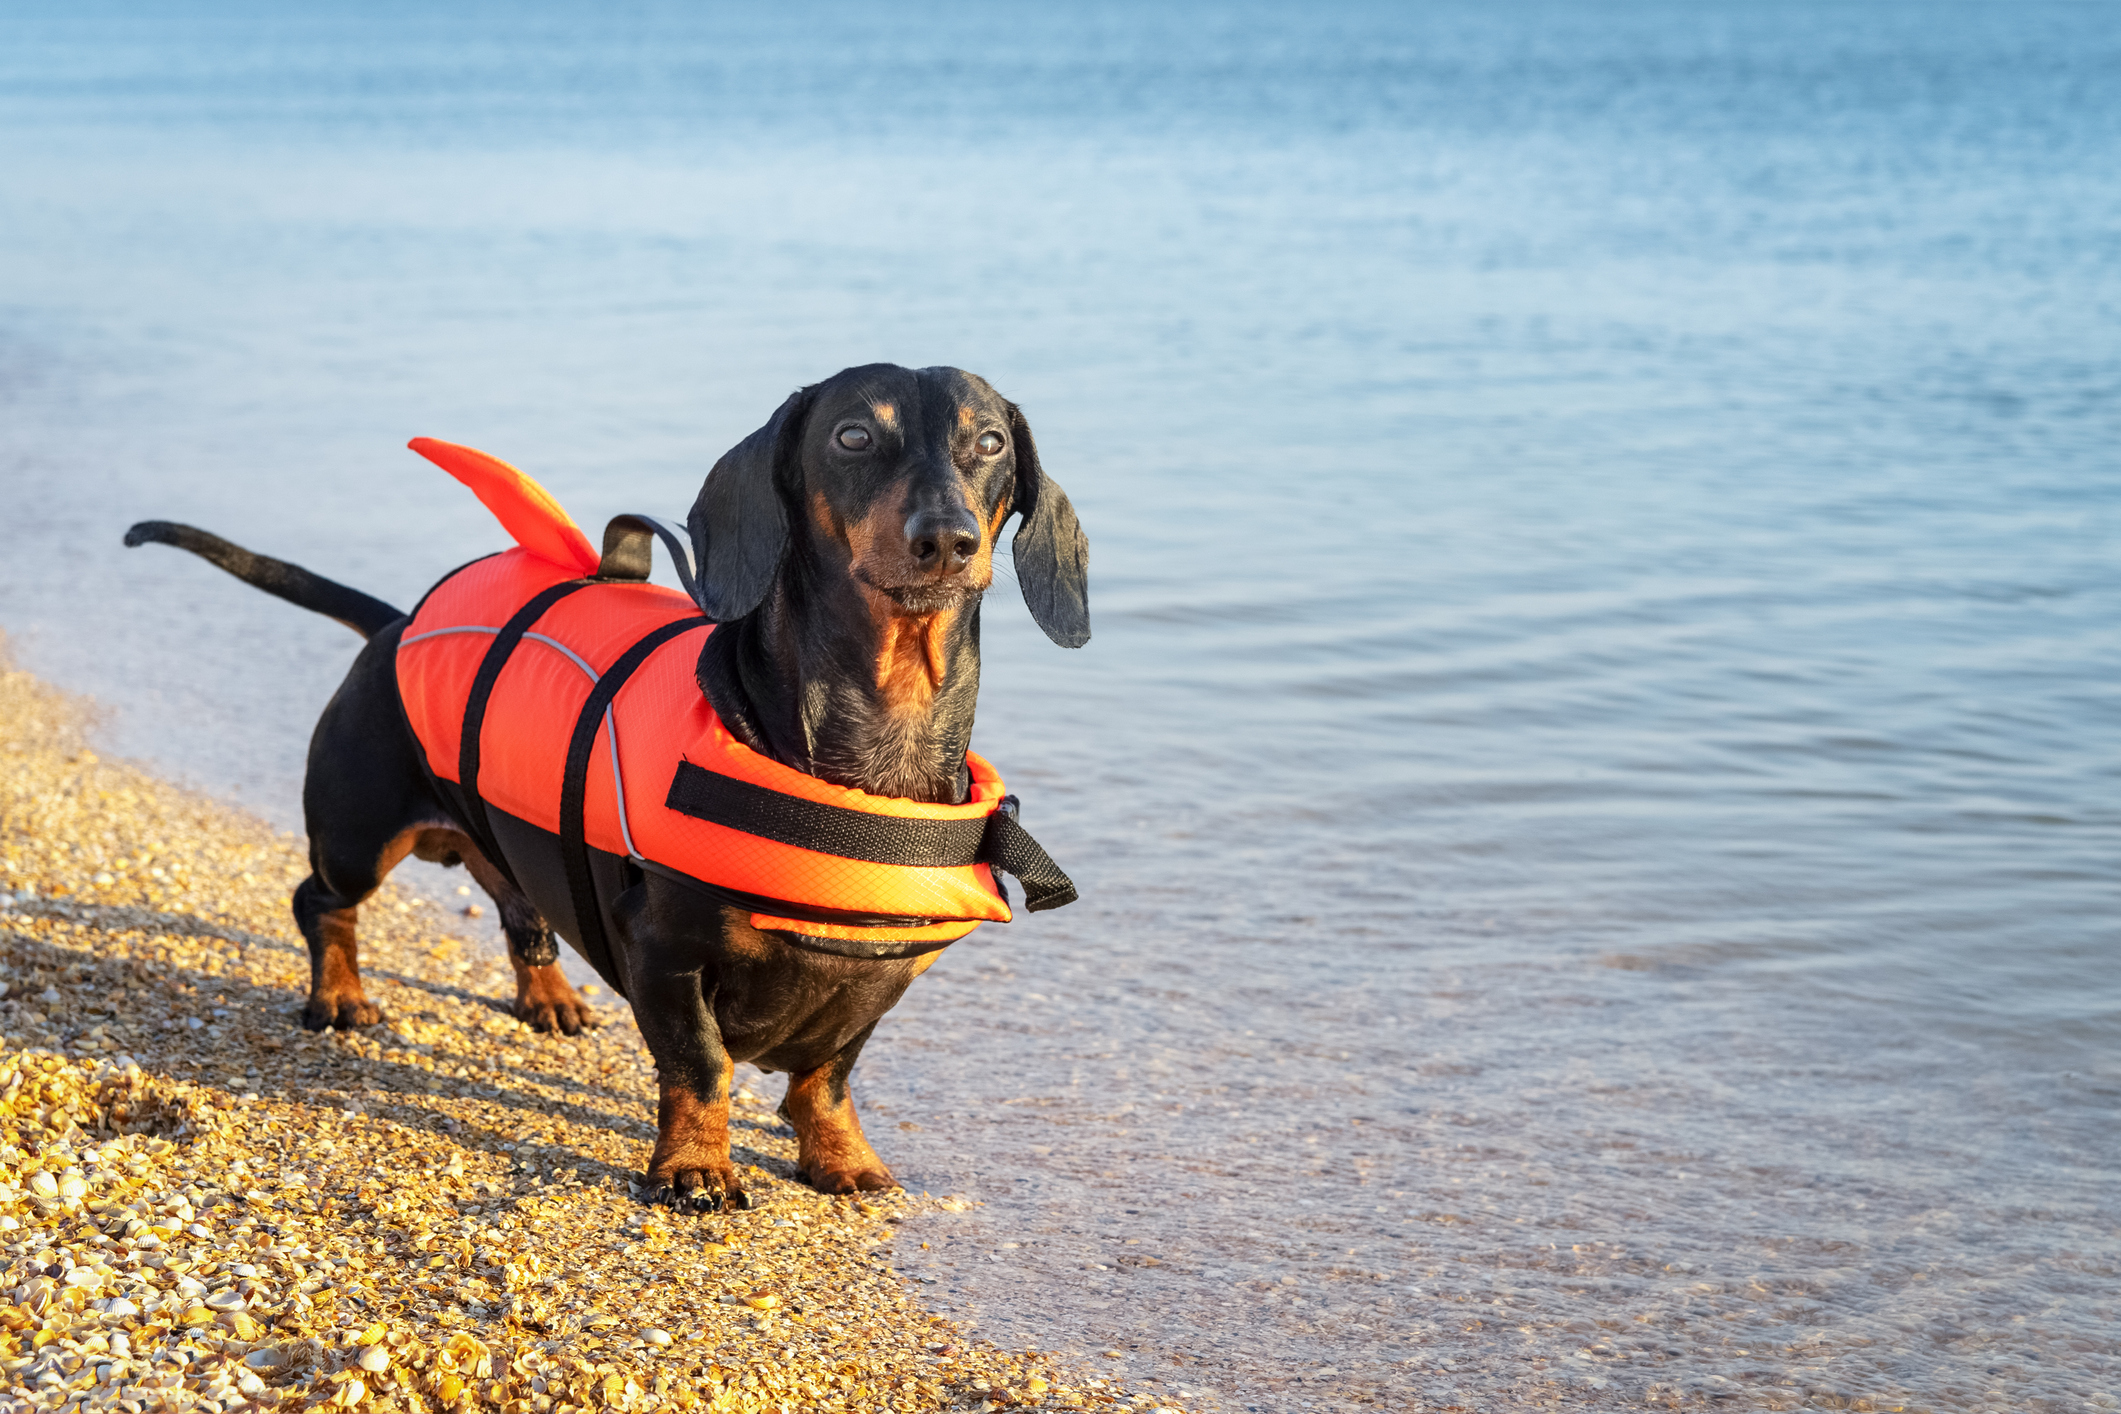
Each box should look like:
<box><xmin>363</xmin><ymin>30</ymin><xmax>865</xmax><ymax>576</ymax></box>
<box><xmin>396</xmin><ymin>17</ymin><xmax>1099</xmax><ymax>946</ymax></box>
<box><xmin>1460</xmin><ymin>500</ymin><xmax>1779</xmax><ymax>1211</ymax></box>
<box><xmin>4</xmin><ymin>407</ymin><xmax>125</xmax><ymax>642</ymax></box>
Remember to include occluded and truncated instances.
<box><xmin>393</xmin><ymin>438</ymin><xmax>1076</xmax><ymax>965</ymax></box>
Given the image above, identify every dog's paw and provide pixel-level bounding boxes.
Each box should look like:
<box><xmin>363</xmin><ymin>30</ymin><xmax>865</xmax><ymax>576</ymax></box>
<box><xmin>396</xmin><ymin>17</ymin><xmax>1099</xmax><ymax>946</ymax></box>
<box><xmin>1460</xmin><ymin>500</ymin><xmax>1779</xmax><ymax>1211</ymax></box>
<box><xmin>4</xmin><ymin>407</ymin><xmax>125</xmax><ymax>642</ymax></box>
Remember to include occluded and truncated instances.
<box><xmin>302</xmin><ymin>996</ymin><xmax>382</xmax><ymax>1031</ymax></box>
<box><xmin>643</xmin><ymin>1164</ymin><xmax>749</xmax><ymax>1214</ymax></box>
<box><xmin>513</xmin><ymin>966</ymin><xmax>598</xmax><ymax>1036</ymax></box>
<box><xmin>799</xmin><ymin>1162</ymin><xmax>898</xmax><ymax>1196</ymax></box>
<box><xmin>516</xmin><ymin>996</ymin><xmax>598</xmax><ymax>1036</ymax></box>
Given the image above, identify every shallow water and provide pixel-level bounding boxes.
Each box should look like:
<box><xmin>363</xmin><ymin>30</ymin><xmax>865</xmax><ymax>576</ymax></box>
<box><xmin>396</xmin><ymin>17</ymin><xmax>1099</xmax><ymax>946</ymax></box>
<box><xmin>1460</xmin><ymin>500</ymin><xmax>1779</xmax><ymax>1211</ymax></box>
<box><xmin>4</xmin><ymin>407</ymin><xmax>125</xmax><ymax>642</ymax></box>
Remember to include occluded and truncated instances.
<box><xmin>3</xmin><ymin>2</ymin><xmax>2118</xmax><ymax>1408</ymax></box>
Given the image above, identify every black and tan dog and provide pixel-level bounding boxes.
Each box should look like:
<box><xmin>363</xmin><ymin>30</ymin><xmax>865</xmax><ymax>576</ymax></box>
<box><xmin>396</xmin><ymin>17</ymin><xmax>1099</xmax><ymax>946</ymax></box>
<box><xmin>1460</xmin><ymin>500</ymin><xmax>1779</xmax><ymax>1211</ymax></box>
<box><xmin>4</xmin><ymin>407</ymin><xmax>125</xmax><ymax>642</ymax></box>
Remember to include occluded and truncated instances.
<box><xmin>126</xmin><ymin>363</ymin><xmax>1088</xmax><ymax>1209</ymax></box>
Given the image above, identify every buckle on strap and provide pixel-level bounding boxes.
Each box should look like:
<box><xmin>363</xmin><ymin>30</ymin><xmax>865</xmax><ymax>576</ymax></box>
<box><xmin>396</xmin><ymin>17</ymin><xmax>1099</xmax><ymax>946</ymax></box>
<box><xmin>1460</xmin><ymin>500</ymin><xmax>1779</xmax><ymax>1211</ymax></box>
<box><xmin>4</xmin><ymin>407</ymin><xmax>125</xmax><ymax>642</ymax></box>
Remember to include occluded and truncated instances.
<box><xmin>663</xmin><ymin>764</ymin><xmax>1079</xmax><ymax>912</ymax></box>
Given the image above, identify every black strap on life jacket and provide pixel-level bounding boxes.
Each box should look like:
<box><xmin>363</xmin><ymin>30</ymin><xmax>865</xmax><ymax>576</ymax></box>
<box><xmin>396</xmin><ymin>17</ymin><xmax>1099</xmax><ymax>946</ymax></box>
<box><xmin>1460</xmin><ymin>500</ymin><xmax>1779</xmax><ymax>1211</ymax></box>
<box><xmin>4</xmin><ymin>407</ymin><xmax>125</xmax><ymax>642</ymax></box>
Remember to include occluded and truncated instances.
<box><xmin>556</xmin><ymin>614</ymin><xmax>710</xmax><ymax>969</ymax></box>
<box><xmin>456</xmin><ymin>579</ymin><xmax>592</xmax><ymax>883</ymax></box>
<box><xmin>665</xmin><ymin>762</ymin><xmax>1079</xmax><ymax>912</ymax></box>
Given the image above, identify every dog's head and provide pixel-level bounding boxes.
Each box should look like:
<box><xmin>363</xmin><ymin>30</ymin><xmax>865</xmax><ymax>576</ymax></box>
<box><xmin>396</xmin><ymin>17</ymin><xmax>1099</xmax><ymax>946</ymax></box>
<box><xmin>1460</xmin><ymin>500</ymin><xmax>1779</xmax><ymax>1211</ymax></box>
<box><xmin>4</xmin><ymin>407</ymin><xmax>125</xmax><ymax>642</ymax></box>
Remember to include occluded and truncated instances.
<box><xmin>685</xmin><ymin>364</ymin><xmax>1090</xmax><ymax>649</ymax></box>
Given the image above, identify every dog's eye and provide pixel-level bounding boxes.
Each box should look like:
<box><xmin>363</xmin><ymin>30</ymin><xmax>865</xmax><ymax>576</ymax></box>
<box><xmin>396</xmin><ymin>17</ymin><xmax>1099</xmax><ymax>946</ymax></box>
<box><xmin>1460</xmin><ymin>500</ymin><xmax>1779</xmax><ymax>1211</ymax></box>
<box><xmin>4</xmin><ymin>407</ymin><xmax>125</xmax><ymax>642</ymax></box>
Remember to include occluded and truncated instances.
<box><xmin>837</xmin><ymin>426</ymin><xmax>872</xmax><ymax>452</ymax></box>
<box><xmin>976</xmin><ymin>431</ymin><xmax>1005</xmax><ymax>456</ymax></box>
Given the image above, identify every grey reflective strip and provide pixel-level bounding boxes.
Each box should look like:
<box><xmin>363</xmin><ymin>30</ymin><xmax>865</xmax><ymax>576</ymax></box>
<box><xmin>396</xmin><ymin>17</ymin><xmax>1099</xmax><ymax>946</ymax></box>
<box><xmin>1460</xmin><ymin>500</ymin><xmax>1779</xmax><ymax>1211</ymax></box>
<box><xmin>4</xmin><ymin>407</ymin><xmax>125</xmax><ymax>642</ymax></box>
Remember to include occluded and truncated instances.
<box><xmin>522</xmin><ymin>631</ymin><xmax>597</xmax><ymax>683</ymax></box>
<box><xmin>402</xmin><ymin>622</ymin><xmax>635</xmax><ymax>850</ymax></box>
<box><xmin>399</xmin><ymin>625</ymin><xmax>500</xmax><ymax>646</ymax></box>
<box><xmin>605</xmin><ymin>705</ymin><xmax>637</xmax><ymax>857</ymax></box>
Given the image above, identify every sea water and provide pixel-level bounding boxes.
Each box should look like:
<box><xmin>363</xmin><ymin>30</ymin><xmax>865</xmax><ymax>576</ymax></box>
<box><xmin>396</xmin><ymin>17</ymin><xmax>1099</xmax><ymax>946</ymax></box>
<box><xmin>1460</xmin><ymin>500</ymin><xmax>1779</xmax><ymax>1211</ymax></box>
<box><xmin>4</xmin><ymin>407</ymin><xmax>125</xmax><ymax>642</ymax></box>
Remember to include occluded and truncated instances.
<box><xmin>1</xmin><ymin>3</ymin><xmax>2116</xmax><ymax>1408</ymax></box>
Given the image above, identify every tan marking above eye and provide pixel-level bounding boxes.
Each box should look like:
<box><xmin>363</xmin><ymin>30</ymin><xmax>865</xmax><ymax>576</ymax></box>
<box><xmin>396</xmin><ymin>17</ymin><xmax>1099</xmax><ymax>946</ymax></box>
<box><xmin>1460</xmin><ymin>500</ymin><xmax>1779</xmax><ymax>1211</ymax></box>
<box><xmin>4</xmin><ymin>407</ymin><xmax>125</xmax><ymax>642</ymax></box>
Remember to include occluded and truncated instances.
<box><xmin>976</xmin><ymin>430</ymin><xmax>1005</xmax><ymax>456</ymax></box>
<box><xmin>872</xmin><ymin>402</ymin><xmax>897</xmax><ymax>424</ymax></box>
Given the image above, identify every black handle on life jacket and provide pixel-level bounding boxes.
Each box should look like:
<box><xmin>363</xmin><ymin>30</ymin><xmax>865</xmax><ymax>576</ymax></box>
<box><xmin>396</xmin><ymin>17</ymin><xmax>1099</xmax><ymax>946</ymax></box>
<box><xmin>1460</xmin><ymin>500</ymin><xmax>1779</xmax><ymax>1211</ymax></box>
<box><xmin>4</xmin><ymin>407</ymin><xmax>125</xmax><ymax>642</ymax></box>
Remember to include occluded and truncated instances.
<box><xmin>599</xmin><ymin>513</ymin><xmax>703</xmax><ymax>604</ymax></box>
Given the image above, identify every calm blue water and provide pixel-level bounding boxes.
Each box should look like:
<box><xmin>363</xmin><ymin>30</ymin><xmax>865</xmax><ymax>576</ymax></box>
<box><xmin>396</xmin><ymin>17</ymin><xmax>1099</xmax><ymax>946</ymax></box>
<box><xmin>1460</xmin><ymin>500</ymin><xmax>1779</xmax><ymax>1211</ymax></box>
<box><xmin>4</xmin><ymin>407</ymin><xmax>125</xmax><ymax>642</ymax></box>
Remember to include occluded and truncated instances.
<box><xmin>3</xmin><ymin>3</ymin><xmax>2118</xmax><ymax>1408</ymax></box>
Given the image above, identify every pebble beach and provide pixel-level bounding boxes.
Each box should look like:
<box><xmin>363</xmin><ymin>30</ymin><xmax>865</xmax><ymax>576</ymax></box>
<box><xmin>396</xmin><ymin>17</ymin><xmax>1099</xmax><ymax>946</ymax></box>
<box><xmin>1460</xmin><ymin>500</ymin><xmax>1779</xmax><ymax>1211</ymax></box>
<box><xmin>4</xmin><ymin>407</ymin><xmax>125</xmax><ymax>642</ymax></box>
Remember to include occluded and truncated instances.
<box><xmin>0</xmin><ymin>644</ymin><xmax>1173</xmax><ymax>1414</ymax></box>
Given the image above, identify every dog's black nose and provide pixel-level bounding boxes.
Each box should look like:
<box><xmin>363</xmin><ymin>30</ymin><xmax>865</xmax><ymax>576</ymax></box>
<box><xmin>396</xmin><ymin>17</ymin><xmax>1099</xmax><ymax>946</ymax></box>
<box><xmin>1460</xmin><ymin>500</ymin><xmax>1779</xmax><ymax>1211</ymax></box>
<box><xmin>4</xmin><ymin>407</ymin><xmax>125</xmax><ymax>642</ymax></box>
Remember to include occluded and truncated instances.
<box><xmin>906</xmin><ymin>510</ymin><xmax>981</xmax><ymax>575</ymax></box>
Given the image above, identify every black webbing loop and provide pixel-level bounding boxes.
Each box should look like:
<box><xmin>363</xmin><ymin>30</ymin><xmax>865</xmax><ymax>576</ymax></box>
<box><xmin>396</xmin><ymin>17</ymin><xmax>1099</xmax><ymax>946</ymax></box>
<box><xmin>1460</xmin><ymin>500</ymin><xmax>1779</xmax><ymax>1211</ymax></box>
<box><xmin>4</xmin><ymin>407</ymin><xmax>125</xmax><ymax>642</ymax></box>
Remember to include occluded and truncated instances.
<box><xmin>457</xmin><ymin>579</ymin><xmax>591</xmax><ymax>872</ymax></box>
<box><xmin>558</xmin><ymin>615</ymin><xmax>711</xmax><ymax>965</ymax></box>
<box><xmin>978</xmin><ymin>797</ymin><xmax>1079</xmax><ymax>912</ymax></box>
<box><xmin>598</xmin><ymin>513</ymin><xmax>700</xmax><ymax>599</ymax></box>
<box><xmin>663</xmin><ymin>763</ymin><xmax>1079</xmax><ymax>914</ymax></box>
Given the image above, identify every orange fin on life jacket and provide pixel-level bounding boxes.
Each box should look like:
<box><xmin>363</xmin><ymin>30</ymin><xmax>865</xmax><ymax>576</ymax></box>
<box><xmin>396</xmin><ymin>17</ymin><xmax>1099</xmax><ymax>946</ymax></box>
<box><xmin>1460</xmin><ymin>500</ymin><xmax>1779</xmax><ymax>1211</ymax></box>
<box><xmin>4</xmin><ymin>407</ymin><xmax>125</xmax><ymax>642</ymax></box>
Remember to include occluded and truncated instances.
<box><xmin>409</xmin><ymin>437</ymin><xmax>601</xmax><ymax>577</ymax></box>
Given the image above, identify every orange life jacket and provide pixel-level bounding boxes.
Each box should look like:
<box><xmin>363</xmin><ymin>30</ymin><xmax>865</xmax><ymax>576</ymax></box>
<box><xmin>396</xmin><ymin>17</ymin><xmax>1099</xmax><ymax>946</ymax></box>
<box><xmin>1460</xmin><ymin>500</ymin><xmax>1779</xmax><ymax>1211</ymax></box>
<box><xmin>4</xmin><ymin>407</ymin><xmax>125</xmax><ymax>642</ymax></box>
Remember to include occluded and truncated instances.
<box><xmin>392</xmin><ymin>439</ymin><xmax>1075</xmax><ymax>962</ymax></box>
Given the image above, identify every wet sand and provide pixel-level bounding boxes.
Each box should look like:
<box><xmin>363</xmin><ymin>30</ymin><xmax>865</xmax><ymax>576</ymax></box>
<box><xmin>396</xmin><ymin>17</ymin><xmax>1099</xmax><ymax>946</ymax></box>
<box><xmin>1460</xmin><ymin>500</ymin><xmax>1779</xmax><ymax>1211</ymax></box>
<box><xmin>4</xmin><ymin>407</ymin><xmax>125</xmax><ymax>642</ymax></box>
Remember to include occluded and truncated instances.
<box><xmin>0</xmin><ymin>644</ymin><xmax>1177</xmax><ymax>1414</ymax></box>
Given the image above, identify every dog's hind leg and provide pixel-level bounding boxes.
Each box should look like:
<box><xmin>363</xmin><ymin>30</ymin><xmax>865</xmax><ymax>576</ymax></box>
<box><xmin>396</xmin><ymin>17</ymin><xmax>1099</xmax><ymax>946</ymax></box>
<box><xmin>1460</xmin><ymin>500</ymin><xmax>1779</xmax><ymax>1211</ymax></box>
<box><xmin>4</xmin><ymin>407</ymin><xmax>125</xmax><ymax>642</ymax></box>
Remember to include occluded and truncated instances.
<box><xmin>782</xmin><ymin>1022</ymin><xmax>899</xmax><ymax>1194</ymax></box>
<box><xmin>294</xmin><ymin>622</ymin><xmax>449</xmax><ymax>1030</ymax></box>
<box><xmin>293</xmin><ymin>823</ymin><xmax>423</xmax><ymax>1031</ymax></box>
<box><xmin>456</xmin><ymin>849</ymin><xmax>598</xmax><ymax>1035</ymax></box>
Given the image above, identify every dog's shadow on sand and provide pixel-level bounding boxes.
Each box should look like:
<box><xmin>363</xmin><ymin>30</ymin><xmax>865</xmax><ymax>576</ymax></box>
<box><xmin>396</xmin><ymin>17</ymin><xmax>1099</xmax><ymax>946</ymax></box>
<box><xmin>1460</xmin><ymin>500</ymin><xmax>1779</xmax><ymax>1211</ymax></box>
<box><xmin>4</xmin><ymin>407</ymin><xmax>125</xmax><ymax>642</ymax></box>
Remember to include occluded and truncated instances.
<box><xmin>1</xmin><ymin>900</ymin><xmax>804</xmax><ymax>1198</ymax></box>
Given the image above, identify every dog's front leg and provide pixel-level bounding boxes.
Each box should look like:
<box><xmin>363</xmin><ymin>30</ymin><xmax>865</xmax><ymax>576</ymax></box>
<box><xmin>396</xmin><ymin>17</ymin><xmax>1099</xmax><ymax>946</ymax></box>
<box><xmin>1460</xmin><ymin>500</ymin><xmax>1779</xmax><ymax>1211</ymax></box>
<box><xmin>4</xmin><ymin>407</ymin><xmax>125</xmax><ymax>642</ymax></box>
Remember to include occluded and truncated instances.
<box><xmin>614</xmin><ymin>886</ymin><xmax>749</xmax><ymax>1213</ymax></box>
<box><xmin>782</xmin><ymin>1021</ymin><xmax>898</xmax><ymax>1195</ymax></box>
<box><xmin>457</xmin><ymin>849</ymin><xmax>596</xmax><ymax>1035</ymax></box>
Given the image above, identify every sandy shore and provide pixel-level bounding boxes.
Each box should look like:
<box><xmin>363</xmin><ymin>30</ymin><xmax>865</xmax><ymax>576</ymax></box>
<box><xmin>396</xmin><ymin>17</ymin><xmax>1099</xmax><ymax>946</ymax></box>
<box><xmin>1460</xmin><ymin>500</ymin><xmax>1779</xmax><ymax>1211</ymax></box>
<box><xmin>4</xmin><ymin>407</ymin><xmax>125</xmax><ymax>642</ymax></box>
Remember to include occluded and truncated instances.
<box><xmin>0</xmin><ymin>645</ymin><xmax>1171</xmax><ymax>1414</ymax></box>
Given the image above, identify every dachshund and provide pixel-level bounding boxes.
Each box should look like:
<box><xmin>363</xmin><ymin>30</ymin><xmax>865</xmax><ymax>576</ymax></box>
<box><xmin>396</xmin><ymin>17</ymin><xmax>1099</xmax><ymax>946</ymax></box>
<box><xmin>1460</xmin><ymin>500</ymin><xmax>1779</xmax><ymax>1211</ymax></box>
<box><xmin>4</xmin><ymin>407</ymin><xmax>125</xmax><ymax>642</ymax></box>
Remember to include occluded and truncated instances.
<box><xmin>126</xmin><ymin>363</ymin><xmax>1089</xmax><ymax>1208</ymax></box>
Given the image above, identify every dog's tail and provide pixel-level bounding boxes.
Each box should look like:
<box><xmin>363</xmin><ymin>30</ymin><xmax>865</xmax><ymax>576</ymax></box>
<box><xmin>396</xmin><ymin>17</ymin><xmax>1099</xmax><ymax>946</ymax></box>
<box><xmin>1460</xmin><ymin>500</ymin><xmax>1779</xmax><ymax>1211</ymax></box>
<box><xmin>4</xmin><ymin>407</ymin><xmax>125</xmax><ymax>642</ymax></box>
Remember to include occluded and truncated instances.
<box><xmin>123</xmin><ymin>521</ymin><xmax>405</xmax><ymax>640</ymax></box>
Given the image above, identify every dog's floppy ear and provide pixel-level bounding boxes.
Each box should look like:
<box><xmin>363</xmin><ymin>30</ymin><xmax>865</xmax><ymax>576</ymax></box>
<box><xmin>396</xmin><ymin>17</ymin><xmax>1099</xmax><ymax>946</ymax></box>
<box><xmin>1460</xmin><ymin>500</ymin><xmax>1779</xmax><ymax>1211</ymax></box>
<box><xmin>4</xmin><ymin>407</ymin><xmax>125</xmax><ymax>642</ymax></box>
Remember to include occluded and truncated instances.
<box><xmin>687</xmin><ymin>385</ymin><xmax>815</xmax><ymax>622</ymax></box>
<box><xmin>1007</xmin><ymin>404</ymin><xmax>1090</xmax><ymax>648</ymax></box>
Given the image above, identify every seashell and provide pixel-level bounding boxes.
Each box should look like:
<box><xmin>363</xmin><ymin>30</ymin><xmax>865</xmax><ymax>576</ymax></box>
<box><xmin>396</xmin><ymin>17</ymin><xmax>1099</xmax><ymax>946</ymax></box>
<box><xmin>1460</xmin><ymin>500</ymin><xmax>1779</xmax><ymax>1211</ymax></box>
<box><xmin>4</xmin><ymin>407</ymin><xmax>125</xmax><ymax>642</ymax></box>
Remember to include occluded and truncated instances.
<box><xmin>28</xmin><ymin>1173</ymin><xmax>57</xmax><ymax>1199</ymax></box>
<box><xmin>356</xmin><ymin>1345</ymin><xmax>390</xmax><ymax>1372</ymax></box>
<box><xmin>243</xmin><ymin>1348</ymin><xmax>290</xmax><ymax>1371</ymax></box>
<box><xmin>335</xmin><ymin>1377</ymin><xmax>366</xmax><ymax>1406</ymax></box>
<box><xmin>205</xmin><ymin>1288</ymin><xmax>246</xmax><ymax>1310</ymax></box>
<box><xmin>438</xmin><ymin>1331</ymin><xmax>492</xmax><ymax>1378</ymax></box>
<box><xmin>62</xmin><ymin>1266</ymin><xmax>105</xmax><ymax>1288</ymax></box>
<box><xmin>641</xmin><ymin>1327</ymin><xmax>673</xmax><ymax>1347</ymax></box>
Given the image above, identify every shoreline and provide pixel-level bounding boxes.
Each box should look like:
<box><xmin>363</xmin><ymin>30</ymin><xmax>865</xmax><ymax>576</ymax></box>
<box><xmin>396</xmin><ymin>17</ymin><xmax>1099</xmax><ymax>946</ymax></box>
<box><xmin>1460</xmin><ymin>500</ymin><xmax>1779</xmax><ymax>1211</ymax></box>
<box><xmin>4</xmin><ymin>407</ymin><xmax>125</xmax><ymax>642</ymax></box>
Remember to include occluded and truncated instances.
<box><xmin>0</xmin><ymin>645</ymin><xmax>1169</xmax><ymax>1414</ymax></box>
